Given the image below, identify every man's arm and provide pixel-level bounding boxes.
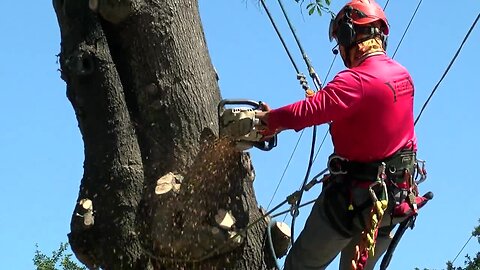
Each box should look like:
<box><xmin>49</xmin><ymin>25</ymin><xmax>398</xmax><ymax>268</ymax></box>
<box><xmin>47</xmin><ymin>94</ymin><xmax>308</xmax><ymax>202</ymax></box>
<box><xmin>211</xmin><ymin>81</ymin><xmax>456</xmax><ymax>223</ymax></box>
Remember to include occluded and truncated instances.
<box><xmin>257</xmin><ymin>70</ymin><xmax>364</xmax><ymax>133</ymax></box>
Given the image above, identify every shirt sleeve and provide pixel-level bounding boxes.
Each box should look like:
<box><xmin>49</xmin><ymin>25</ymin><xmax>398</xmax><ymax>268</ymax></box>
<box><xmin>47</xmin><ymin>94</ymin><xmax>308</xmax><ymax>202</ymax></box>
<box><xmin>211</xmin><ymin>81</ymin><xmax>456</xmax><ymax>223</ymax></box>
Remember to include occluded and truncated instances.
<box><xmin>268</xmin><ymin>69</ymin><xmax>364</xmax><ymax>132</ymax></box>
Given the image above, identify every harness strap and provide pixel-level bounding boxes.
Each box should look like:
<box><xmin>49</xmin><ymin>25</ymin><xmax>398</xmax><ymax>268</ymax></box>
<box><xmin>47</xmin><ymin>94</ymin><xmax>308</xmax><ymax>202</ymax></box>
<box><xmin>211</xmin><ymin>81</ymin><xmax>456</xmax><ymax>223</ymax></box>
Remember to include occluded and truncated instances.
<box><xmin>328</xmin><ymin>149</ymin><xmax>416</xmax><ymax>181</ymax></box>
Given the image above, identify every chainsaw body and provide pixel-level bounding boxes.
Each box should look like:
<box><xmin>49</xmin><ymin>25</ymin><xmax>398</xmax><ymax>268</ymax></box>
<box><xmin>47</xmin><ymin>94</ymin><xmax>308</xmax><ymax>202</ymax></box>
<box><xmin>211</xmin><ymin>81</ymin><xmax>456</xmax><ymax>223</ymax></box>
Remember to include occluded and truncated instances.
<box><xmin>218</xmin><ymin>99</ymin><xmax>277</xmax><ymax>151</ymax></box>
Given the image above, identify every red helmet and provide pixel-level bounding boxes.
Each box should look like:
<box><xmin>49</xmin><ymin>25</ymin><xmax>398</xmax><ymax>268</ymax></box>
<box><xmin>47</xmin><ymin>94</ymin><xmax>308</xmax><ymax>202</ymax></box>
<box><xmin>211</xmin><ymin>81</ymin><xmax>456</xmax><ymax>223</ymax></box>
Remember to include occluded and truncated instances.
<box><xmin>329</xmin><ymin>0</ymin><xmax>389</xmax><ymax>44</ymax></box>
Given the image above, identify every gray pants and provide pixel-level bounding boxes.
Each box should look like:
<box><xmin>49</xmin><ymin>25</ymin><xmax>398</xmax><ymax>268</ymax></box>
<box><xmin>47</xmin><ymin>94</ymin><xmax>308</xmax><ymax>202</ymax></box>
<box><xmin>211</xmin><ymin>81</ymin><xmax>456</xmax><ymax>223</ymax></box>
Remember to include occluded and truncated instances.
<box><xmin>284</xmin><ymin>178</ymin><xmax>397</xmax><ymax>270</ymax></box>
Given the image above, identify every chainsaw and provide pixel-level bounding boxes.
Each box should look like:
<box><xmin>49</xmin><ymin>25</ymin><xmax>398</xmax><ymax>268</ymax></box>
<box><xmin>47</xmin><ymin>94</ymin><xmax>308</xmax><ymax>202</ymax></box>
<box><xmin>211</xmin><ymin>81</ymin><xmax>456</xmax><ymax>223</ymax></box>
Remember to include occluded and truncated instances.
<box><xmin>218</xmin><ymin>99</ymin><xmax>277</xmax><ymax>151</ymax></box>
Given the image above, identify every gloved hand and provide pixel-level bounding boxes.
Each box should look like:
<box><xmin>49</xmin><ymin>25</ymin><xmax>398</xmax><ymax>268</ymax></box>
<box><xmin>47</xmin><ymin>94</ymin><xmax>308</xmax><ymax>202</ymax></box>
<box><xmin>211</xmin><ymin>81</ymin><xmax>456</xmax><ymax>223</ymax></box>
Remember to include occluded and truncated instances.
<box><xmin>255</xmin><ymin>102</ymin><xmax>282</xmax><ymax>139</ymax></box>
<box><xmin>255</xmin><ymin>102</ymin><xmax>270</xmax><ymax>124</ymax></box>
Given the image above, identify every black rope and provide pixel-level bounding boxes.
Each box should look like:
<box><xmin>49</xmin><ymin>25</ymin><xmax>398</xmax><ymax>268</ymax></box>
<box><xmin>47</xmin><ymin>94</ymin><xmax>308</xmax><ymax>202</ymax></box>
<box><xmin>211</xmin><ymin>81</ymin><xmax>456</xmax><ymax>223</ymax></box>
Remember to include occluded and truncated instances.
<box><xmin>276</xmin><ymin>0</ymin><xmax>323</xmax><ymax>90</ymax></box>
<box><xmin>271</xmin><ymin>198</ymin><xmax>317</xmax><ymax>219</ymax></box>
<box><xmin>312</xmin><ymin>126</ymin><xmax>330</xmax><ymax>164</ymax></box>
<box><xmin>195</xmin><ymin>197</ymin><xmax>290</xmax><ymax>262</ymax></box>
<box><xmin>259</xmin><ymin>0</ymin><xmax>322</xmax><ymax>247</ymax></box>
<box><xmin>383</xmin><ymin>0</ymin><xmax>391</xmax><ymax>10</ymax></box>
<box><xmin>266</xmin><ymin>219</ymin><xmax>283</xmax><ymax>270</ymax></box>
<box><xmin>266</xmin><ymin>129</ymin><xmax>304</xmax><ymax>210</ymax></box>
<box><xmin>290</xmin><ymin>127</ymin><xmax>316</xmax><ymax>245</ymax></box>
<box><xmin>259</xmin><ymin>0</ymin><xmax>301</xmax><ymax>74</ymax></box>
<box><xmin>452</xmin><ymin>234</ymin><xmax>474</xmax><ymax>264</ymax></box>
<box><xmin>381</xmin><ymin>10</ymin><xmax>479</xmax><ymax>270</ymax></box>
<box><xmin>415</xmin><ymin>12</ymin><xmax>480</xmax><ymax>126</ymax></box>
<box><xmin>391</xmin><ymin>0</ymin><xmax>422</xmax><ymax>58</ymax></box>
<box><xmin>272</xmin><ymin>0</ymin><xmax>325</xmax><ymax>246</ymax></box>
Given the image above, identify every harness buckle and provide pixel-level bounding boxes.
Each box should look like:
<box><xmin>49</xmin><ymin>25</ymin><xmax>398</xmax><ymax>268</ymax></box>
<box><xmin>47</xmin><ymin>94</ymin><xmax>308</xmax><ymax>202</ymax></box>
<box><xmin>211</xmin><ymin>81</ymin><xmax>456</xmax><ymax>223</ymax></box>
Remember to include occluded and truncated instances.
<box><xmin>327</xmin><ymin>155</ymin><xmax>348</xmax><ymax>175</ymax></box>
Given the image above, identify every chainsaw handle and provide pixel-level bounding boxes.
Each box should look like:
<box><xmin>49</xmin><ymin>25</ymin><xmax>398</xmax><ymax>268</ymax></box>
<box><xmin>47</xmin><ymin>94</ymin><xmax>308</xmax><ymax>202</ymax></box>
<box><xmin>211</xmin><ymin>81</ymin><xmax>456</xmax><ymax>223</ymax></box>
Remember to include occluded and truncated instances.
<box><xmin>253</xmin><ymin>136</ymin><xmax>277</xmax><ymax>151</ymax></box>
<box><xmin>218</xmin><ymin>99</ymin><xmax>278</xmax><ymax>151</ymax></box>
<box><xmin>217</xmin><ymin>99</ymin><xmax>262</xmax><ymax>116</ymax></box>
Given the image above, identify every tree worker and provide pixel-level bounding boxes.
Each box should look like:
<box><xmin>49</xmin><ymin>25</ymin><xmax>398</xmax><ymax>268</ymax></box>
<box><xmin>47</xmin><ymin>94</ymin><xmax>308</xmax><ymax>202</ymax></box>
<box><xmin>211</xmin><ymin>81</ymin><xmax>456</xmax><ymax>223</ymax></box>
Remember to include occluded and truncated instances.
<box><xmin>255</xmin><ymin>0</ymin><xmax>430</xmax><ymax>269</ymax></box>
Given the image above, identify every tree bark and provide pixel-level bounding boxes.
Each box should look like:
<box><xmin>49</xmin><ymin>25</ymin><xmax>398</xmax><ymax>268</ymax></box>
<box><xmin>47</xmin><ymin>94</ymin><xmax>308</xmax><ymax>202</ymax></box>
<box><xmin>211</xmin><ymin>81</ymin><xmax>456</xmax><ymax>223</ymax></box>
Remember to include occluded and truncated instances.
<box><xmin>53</xmin><ymin>0</ymin><xmax>275</xmax><ymax>269</ymax></box>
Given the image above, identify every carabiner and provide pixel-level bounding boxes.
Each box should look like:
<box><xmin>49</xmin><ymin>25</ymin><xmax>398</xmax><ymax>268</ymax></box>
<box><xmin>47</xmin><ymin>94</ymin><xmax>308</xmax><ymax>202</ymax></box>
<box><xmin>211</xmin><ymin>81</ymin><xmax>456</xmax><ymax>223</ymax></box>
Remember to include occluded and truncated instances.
<box><xmin>414</xmin><ymin>159</ymin><xmax>427</xmax><ymax>185</ymax></box>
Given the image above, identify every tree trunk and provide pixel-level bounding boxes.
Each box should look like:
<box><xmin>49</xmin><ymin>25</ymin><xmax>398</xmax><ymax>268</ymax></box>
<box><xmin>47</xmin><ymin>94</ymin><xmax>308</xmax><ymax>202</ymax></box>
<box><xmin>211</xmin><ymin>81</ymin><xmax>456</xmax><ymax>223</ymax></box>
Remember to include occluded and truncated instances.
<box><xmin>53</xmin><ymin>0</ymin><xmax>275</xmax><ymax>269</ymax></box>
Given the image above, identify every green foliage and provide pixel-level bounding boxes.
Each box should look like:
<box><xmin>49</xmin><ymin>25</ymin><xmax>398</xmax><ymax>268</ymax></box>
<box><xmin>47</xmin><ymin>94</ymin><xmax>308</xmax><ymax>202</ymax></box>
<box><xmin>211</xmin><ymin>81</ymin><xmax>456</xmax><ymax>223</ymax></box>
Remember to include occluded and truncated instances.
<box><xmin>295</xmin><ymin>0</ymin><xmax>334</xmax><ymax>17</ymax></box>
<box><xmin>446</xmin><ymin>253</ymin><xmax>480</xmax><ymax>270</ymax></box>
<box><xmin>33</xmin><ymin>243</ymin><xmax>86</xmax><ymax>270</ymax></box>
<box><xmin>473</xmin><ymin>221</ymin><xmax>480</xmax><ymax>241</ymax></box>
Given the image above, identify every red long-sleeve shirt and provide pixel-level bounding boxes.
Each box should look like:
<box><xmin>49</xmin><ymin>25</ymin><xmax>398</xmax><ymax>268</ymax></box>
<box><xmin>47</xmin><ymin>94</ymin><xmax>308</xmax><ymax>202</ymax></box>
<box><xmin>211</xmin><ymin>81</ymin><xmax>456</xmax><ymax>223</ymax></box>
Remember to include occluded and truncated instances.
<box><xmin>268</xmin><ymin>54</ymin><xmax>416</xmax><ymax>162</ymax></box>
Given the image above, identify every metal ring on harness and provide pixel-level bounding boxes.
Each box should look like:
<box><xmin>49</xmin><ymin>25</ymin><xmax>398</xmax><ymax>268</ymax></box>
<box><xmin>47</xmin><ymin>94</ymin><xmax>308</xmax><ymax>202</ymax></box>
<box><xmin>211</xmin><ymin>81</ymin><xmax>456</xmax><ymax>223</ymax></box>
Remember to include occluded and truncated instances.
<box><xmin>327</xmin><ymin>155</ymin><xmax>348</xmax><ymax>175</ymax></box>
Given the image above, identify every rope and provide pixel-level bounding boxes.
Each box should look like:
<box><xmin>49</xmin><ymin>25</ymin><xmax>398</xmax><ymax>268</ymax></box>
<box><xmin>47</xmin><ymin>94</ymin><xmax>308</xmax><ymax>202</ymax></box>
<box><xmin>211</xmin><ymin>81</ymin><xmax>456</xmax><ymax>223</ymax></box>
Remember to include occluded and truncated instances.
<box><xmin>312</xmin><ymin>127</ymin><xmax>330</xmax><ymax>164</ymax></box>
<box><xmin>383</xmin><ymin>0</ymin><xmax>391</xmax><ymax>10</ymax></box>
<box><xmin>266</xmin><ymin>219</ymin><xmax>283</xmax><ymax>270</ymax></box>
<box><xmin>451</xmin><ymin>234</ymin><xmax>474</xmax><ymax>264</ymax></box>
<box><xmin>196</xmin><ymin>170</ymin><xmax>326</xmax><ymax>264</ymax></box>
<box><xmin>276</xmin><ymin>0</ymin><xmax>323</xmax><ymax>90</ymax></box>
<box><xmin>259</xmin><ymin>0</ymin><xmax>301</xmax><ymax>74</ymax></box>
<box><xmin>259</xmin><ymin>0</ymin><xmax>323</xmax><ymax>249</ymax></box>
<box><xmin>194</xmin><ymin>198</ymin><xmax>290</xmax><ymax>263</ymax></box>
<box><xmin>271</xmin><ymin>198</ymin><xmax>317</xmax><ymax>219</ymax></box>
<box><xmin>415</xmin><ymin>12</ymin><xmax>480</xmax><ymax>125</ymax></box>
<box><xmin>391</xmin><ymin>0</ymin><xmax>422</xmax><ymax>58</ymax></box>
<box><xmin>266</xmin><ymin>130</ymin><xmax>304</xmax><ymax>210</ymax></box>
<box><xmin>290</xmin><ymin>127</ymin><xmax>316</xmax><ymax>245</ymax></box>
<box><xmin>273</xmin><ymin>0</ymin><xmax>325</xmax><ymax>246</ymax></box>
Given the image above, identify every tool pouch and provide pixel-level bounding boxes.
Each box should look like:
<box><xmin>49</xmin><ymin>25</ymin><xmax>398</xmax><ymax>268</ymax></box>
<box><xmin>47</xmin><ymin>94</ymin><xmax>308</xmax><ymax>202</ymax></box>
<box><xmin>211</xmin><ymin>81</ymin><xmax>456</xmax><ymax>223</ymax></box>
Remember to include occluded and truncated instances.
<box><xmin>384</xmin><ymin>150</ymin><xmax>432</xmax><ymax>222</ymax></box>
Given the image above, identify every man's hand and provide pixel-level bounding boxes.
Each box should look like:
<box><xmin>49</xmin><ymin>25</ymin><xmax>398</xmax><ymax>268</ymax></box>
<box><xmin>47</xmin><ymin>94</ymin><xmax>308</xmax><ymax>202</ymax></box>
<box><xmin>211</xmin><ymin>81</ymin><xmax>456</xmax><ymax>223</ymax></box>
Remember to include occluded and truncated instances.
<box><xmin>255</xmin><ymin>102</ymin><xmax>278</xmax><ymax>139</ymax></box>
<box><xmin>255</xmin><ymin>101</ymin><xmax>270</xmax><ymax>127</ymax></box>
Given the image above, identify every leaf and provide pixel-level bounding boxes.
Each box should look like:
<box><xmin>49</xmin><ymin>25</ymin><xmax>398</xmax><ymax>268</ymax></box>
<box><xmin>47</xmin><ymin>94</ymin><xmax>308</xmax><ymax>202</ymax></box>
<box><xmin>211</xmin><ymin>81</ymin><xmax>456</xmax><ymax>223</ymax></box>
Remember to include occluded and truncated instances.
<box><xmin>309</xmin><ymin>6</ymin><xmax>315</xmax><ymax>15</ymax></box>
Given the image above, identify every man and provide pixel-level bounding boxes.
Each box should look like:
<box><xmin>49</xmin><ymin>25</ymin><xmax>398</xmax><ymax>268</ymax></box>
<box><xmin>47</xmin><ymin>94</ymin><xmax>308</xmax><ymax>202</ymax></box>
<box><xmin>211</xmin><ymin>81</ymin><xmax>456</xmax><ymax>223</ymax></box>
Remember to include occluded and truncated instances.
<box><xmin>256</xmin><ymin>0</ymin><xmax>428</xmax><ymax>269</ymax></box>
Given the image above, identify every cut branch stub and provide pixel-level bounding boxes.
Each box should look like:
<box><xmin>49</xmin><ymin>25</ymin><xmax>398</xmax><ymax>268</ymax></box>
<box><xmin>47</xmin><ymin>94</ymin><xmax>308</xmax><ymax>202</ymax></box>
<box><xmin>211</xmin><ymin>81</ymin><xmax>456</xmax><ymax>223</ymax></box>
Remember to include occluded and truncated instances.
<box><xmin>77</xmin><ymin>199</ymin><xmax>95</xmax><ymax>228</ymax></box>
<box><xmin>155</xmin><ymin>172</ymin><xmax>183</xmax><ymax>195</ymax></box>
<box><xmin>88</xmin><ymin>0</ymin><xmax>99</xmax><ymax>12</ymax></box>
<box><xmin>228</xmin><ymin>231</ymin><xmax>243</xmax><ymax>246</ymax></box>
<box><xmin>270</xmin><ymin>221</ymin><xmax>291</xmax><ymax>259</ymax></box>
<box><xmin>215</xmin><ymin>209</ymin><xmax>236</xmax><ymax>230</ymax></box>
<box><xmin>80</xmin><ymin>198</ymin><xmax>93</xmax><ymax>210</ymax></box>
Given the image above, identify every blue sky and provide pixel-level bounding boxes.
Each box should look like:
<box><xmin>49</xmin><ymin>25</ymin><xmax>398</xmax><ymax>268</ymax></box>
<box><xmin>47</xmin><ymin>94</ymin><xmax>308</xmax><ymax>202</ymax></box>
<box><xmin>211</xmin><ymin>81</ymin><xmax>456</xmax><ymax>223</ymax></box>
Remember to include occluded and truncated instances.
<box><xmin>0</xmin><ymin>1</ymin><xmax>479</xmax><ymax>269</ymax></box>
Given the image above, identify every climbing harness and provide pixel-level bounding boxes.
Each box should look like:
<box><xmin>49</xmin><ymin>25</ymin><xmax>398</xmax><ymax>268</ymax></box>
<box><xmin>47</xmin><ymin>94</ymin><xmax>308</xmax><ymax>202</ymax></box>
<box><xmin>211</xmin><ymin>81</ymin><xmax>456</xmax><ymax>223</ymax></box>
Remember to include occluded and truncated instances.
<box><xmin>320</xmin><ymin>146</ymin><xmax>433</xmax><ymax>270</ymax></box>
